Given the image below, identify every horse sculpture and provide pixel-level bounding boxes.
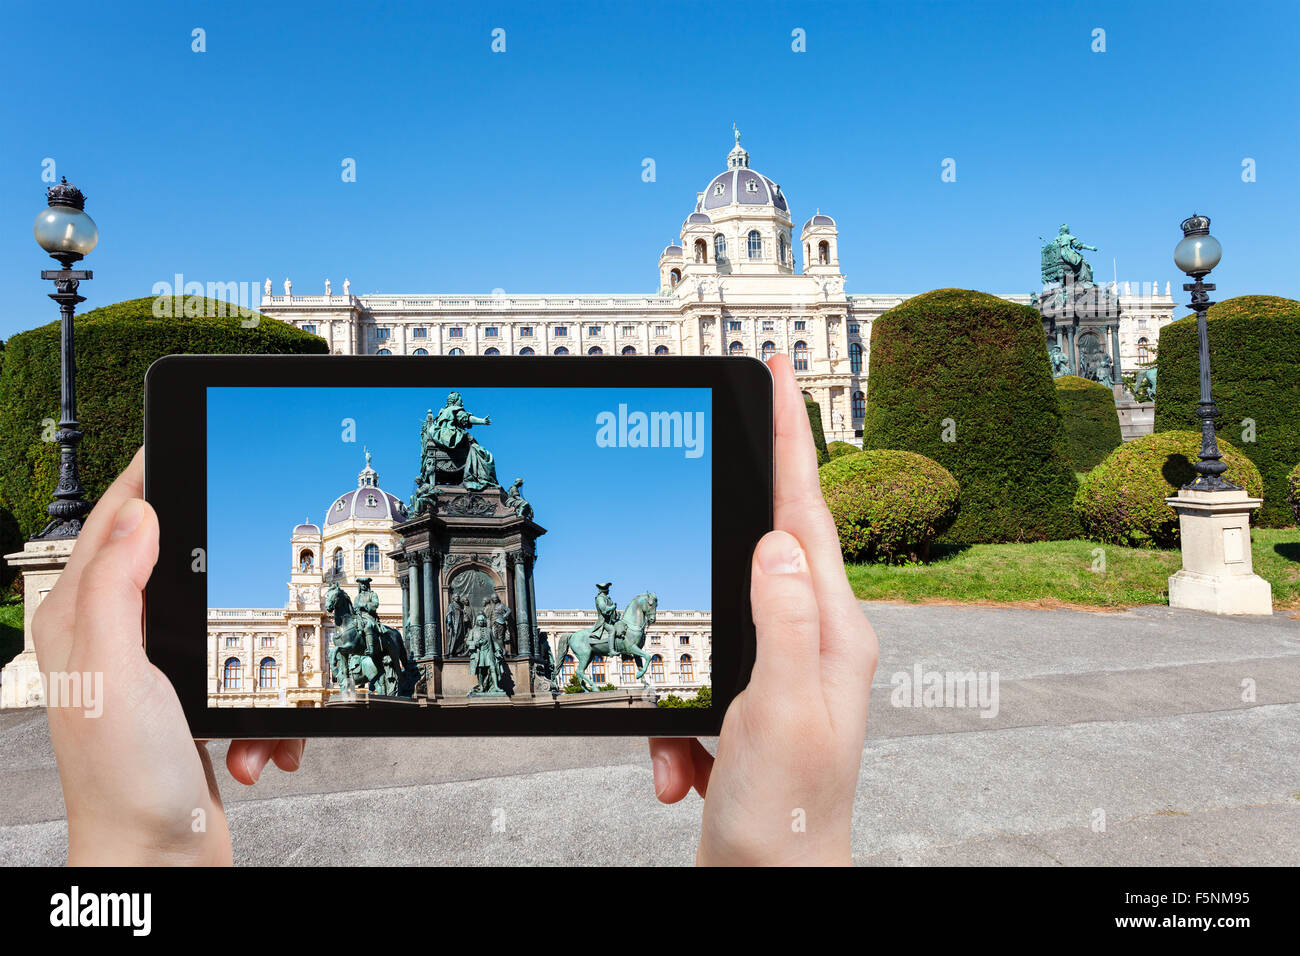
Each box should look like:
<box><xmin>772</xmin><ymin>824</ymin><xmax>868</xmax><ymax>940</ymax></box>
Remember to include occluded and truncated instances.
<box><xmin>325</xmin><ymin>582</ymin><xmax>411</xmax><ymax>697</ymax></box>
<box><xmin>554</xmin><ymin>591</ymin><xmax>658</xmax><ymax>692</ymax></box>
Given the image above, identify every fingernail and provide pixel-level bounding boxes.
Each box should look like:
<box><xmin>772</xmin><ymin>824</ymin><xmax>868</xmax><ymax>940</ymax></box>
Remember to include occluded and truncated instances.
<box><xmin>652</xmin><ymin>755</ymin><xmax>669</xmax><ymax>797</ymax></box>
<box><xmin>110</xmin><ymin>499</ymin><xmax>145</xmax><ymax>540</ymax></box>
<box><xmin>756</xmin><ymin>533</ymin><xmax>807</xmax><ymax>575</ymax></box>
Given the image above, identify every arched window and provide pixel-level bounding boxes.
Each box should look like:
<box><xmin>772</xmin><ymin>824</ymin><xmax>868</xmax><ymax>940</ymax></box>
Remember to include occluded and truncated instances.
<box><xmin>222</xmin><ymin>658</ymin><xmax>242</xmax><ymax>691</ymax></box>
<box><xmin>778</xmin><ymin>234</ymin><xmax>787</xmax><ymax>264</ymax></box>
<box><xmin>650</xmin><ymin>655</ymin><xmax>665</xmax><ymax>681</ymax></box>
<box><xmin>621</xmin><ymin>345</ymin><xmax>637</xmax><ymax>355</ymax></box>
<box><xmin>412</xmin><ymin>348</ymin><xmax>428</xmax><ymax>356</ymax></box>
<box><xmin>561</xmin><ymin>653</ymin><xmax>576</xmax><ymax>680</ymax></box>
<box><xmin>729</xmin><ymin>340</ymin><xmax>745</xmax><ymax>356</ymax></box>
<box><xmin>793</xmin><ymin>340</ymin><xmax>809</xmax><ymax>371</ymax></box>
<box><xmin>588</xmin><ymin>346</ymin><xmax>603</xmax><ymax>355</ymax></box>
<box><xmin>519</xmin><ymin>347</ymin><xmax>535</xmax><ymax>356</ymax></box>
<box><xmin>484</xmin><ymin>347</ymin><xmax>500</xmax><ymax>356</ymax></box>
<box><xmin>298</xmin><ymin>550</ymin><xmax>314</xmax><ymax>572</ymax></box>
<box><xmin>852</xmin><ymin>390</ymin><xmax>866</xmax><ymax>419</ymax></box>
<box><xmin>554</xmin><ymin>346</ymin><xmax>569</xmax><ymax>355</ymax></box>
<box><xmin>669</xmin><ymin>269</ymin><xmax>681</xmax><ymax>287</ymax></box>
<box><xmin>363</xmin><ymin>543</ymin><xmax>380</xmax><ymax>572</ymax></box>
<box><xmin>654</xmin><ymin>345</ymin><xmax>670</xmax><ymax>356</ymax></box>
<box><xmin>332</xmin><ymin>547</ymin><xmax>344</xmax><ymax>574</ymax></box>
<box><xmin>747</xmin><ymin>230</ymin><xmax>762</xmax><ymax>259</ymax></box>
<box><xmin>818</xmin><ymin>240</ymin><xmax>830</xmax><ymax>264</ymax></box>
<box><xmin>448</xmin><ymin>347</ymin><xmax>464</xmax><ymax>356</ymax></box>
<box><xmin>621</xmin><ymin>659</ymin><xmax>636</xmax><ymax>682</ymax></box>
<box><xmin>591</xmin><ymin>655</ymin><xmax>606</xmax><ymax>682</ymax></box>
<box><xmin>376</xmin><ymin>348</ymin><xmax>391</xmax><ymax>355</ymax></box>
<box><xmin>1137</xmin><ymin>337</ymin><xmax>1151</xmax><ymax>363</ymax></box>
<box><xmin>694</xmin><ymin>238</ymin><xmax>707</xmax><ymax>263</ymax></box>
<box><xmin>761</xmin><ymin>340</ymin><xmax>776</xmax><ymax>362</ymax></box>
<box><xmin>679</xmin><ymin>654</ymin><xmax>694</xmax><ymax>681</ymax></box>
<box><xmin>714</xmin><ymin>233</ymin><xmax>727</xmax><ymax>261</ymax></box>
<box><xmin>849</xmin><ymin>341</ymin><xmax>863</xmax><ymax>373</ymax></box>
<box><xmin>259</xmin><ymin>657</ymin><xmax>278</xmax><ymax>690</ymax></box>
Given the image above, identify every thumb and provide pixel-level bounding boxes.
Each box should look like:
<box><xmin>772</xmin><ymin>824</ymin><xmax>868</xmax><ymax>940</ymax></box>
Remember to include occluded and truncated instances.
<box><xmin>71</xmin><ymin>498</ymin><xmax>159</xmax><ymax>674</ymax></box>
<box><xmin>748</xmin><ymin>530</ymin><xmax>820</xmax><ymax>693</ymax></box>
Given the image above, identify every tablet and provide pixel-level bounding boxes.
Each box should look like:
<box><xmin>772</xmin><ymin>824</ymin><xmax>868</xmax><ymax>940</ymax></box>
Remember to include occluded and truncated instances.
<box><xmin>143</xmin><ymin>355</ymin><xmax>771</xmax><ymax>737</ymax></box>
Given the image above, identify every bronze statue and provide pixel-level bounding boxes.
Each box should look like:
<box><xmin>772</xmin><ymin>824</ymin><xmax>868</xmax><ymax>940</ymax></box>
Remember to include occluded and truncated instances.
<box><xmin>444</xmin><ymin>594</ymin><xmax>468</xmax><ymax>656</ymax></box>
<box><xmin>1041</xmin><ymin>223</ymin><xmax>1098</xmax><ymax>287</ymax></box>
<box><xmin>556</xmin><ymin>586</ymin><xmax>658</xmax><ymax>692</ymax></box>
<box><xmin>466</xmin><ymin>612</ymin><xmax>506</xmax><ymax>695</ymax></box>
<box><xmin>504</xmin><ymin>477</ymin><xmax>532</xmax><ymax>518</ymax></box>
<box><xmin>490</xmin><ymin>593</ymin><xmax>512</xmax><ymax>656</ymax></box>
<box><xmin>421</xmin><ymin>392</ymin><xmax>500</xmax><ymax>490</ymax></box>
<box><xmin>325</xmin><ymin>581</ymin><xmax>410</xmax><ymax>697</ymax></box>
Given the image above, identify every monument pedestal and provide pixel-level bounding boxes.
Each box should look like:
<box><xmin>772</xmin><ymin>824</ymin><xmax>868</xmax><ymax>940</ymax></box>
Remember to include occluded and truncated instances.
<box><xmin>1</xmin><ymin>538</ymin><xmax>77</xmax><ymax>709</ymax></box>
<box><xmin>1166</xmin><ymin>488</ymin><xmax>1272</xmax><ymax>616</ymax></box>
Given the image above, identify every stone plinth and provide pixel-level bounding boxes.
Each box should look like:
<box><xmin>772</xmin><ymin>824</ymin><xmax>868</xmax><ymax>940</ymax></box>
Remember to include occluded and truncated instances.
<box><xmin>1115</xmin><ymin>395</ymin><xmax>1155</xmax><ymax>442</ymax></box>
<box><xmin>1166</xmin><ymin>488</ymin><xmax>1273</xmax><ymax>616</ymax></box>
<box><xmin>423</xmin><ymin>655</ymin><xmax>534</xmax><ymax>698</ymax></box>
<box><xmin>1</xmin><ymin>538</ymin><xmax>77</xmax><ymax>709</ymax></box>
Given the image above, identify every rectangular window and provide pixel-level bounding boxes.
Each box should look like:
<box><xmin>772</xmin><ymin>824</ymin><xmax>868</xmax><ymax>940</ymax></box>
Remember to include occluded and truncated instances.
<box><xmin>448</xmin><ymin>327</ymin><xmax>463</xmax><ymax>338</ymax></box>
<box><xmin>793</xmin><ymin>320</ymin><xmax>806</xmax><ymax>331</ymax></box>
<box><xmin>728</xmin><ymin>320</ymin><xmax>742</xmax><ymax>332</ymax></box>
<box><xmin>553</xmin><ymin>326</ymin><xmax>568</xmax><ymax>337</ymax></box>
<box><xmin>375</xmin><ymin>327</ymin><xmax>391</xmax><ymax>340</ymax></box>
<box><xmin>484</xmin><ymin>326</ymin><xmax>499</xmax><ymax>338</ymax></box>
<box><xmin>848</xmin><ymin>322</ymin><xmax>859</xmax><ymax>334</ymax></box>
<box><xmin>587</xmin><ymin>325</ymin><xmax>602</xmax><ymax>336</ymax></box>
<box><xmin>302</xmin><ymin>324</ymin><xmax>317</xmax><ymax>335</ymax></box>
<box><xmin>412</xmin><ymin>327</ymin><xmax>427</xmax><ymax>338</ymax></box>
<box><xmin>519</xmin><ymin>326</ymin><xmax>533</xmax><ymax>337</ymax></box>
<box><xmin>654</xmin><ymin>325</ymin><xmax>668</xmax><ymax>337</ymax></box>
<box><xmin>620</xmin><ymin>324</ymin><xmax>636</xmax><ymax>336</ymax></box>
<box><xmin>761</xmin><ymin>320</ymin><xmax>774</xmax><ymax>332</ymax></box>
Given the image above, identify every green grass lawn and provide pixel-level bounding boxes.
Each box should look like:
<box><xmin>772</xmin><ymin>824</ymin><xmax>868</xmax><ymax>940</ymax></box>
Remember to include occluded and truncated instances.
<box><xmin>846</xmin><ymin>528</ymin><xmax>1300</xmax><ymax>609</ymax></box>
<box><xmin>0</xmin><ymin>597</ymin><xmax>24</xmax><ymax>670</ymax></box>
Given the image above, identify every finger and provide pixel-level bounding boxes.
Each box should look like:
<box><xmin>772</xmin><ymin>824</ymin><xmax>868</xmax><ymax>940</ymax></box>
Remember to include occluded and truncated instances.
<box><xmin>649</xmin><ymin>737</ymin><xmax>713</xmax><ymax>802</ymax></box>
<box><xmin>749</xmin><ymin>530</ymin><xmax>822</xmax><ymax>693</ymax></box>
<box><xmin>768</xmin><ymin>356</ymin><xmax>875</xmax><ymax>679</ymax></box>
<box><xmin>270</xmin><ymin>739</ymin><xmax>306</xmax><ymax>773</ymax></box>
<box><xmin>60</xmin><ymin>498</ymin><xmax>158</xmax><ymax>678</ymax></box>
<box><xmin>227</xmin><ymin>739</ymin><xmax>278</xmax><ymax>785</ymax></box>
<box><xmin>51</xmin><ymin>448</ymin><xmax>146</xmax><ymax>611</ymax></box>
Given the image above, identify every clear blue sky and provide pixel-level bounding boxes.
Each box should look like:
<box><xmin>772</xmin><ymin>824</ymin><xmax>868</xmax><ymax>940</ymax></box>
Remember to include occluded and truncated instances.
<box><xmin>207</xmin><ymin>386</ymin><xmax>712</xmax><ymax>609</ymax></box>
<box><xmin>1</xmin><ymin>0</ymin><xmax>1296</xmax><ymax>341</ymax></box>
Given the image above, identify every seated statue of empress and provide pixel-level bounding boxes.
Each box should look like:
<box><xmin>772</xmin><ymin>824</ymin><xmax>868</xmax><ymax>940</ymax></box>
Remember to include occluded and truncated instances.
<box><xmin>421</xmin><ymin>392</ymin><xmax>500</xmax><ymax>491</ymax></box>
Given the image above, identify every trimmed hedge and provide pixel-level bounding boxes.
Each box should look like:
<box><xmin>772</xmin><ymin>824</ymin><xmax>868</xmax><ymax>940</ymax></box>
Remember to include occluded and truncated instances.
<box><xmin>863</xmin><ymin>289</ymin><xmax>1078</xmax><ymax>543</ymax></box>
<box><xmin>0</xmin><ymin>297</ymin><xmax>328</xmax><ymax>554</ymax></box>
<box><xmin>1055</xmin><ymin>375</ymin><xmax>1122</xmax><ymax>472</ymax></box>
<box><xmin>827</xmin><ymin>440</ymin><xmax>858</xmax><ymax>459</ymax></box>
<box><xmin>1153</xmin><ymin>295</ymin><xmax>1300</xmax><ymax>526</ymax></box>
<box><xmin>1289</xmin><ymin>462</ymin><xmax>1300</xmax><ymax>525</ymax></box>
<box><xmin>806</xmin><ymin>395</ymin><xmax>829</xmax><ymax>465</ymax></box>
<box><xmin>819</xmin><ymin>449</ymin><xmax>960</xmax><ymax>563</ymax></box>
<box><xmin>1074</xmin><ymin>430</ymin><xmax>1263</xmax><ymax>547</ymax></box>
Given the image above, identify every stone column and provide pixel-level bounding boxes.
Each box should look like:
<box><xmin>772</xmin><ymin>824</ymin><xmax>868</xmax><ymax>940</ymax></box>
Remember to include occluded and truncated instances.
<box><xmin>525</xmin><ymin>556</ymin><xmax>540</xmax><ymax>662</ymax></box>
<box><xmin>406</xmin><ymin>559</ymin><xmax>423</xmax><ymax>658</ymax></box>
<box><xmin>421</xmin><ymin>551</ymin><xmax>440</xmax><ymax>661</ymax></box>
<box><xmin>1067</xmin><ymin>325</ymin><xmax>1078</xmax><ymax>375</ymax></box>
<box><xmin>1110</xmin><ymin>323</ymin><xmax>1123</xmax><ymax>381</ymax></box>
<box><xmin>512</xmin><ymin>553</ymin><xmax>532</xmax><ymax>658</ymax></box>
<box><xmin>399</xmin><ymin>571</ymin><xmax>412</xmax><ymax>658</ymax></box>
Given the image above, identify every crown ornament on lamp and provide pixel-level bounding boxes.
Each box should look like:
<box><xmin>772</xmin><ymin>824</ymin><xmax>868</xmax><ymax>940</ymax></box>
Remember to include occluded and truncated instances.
<box><xmin>1174</xmin><ymin>213</ymin><xmax>1221</xmax><ymax>278</ymax></box>
<box><xmin>33</xmin><ymin>177</ymin><xmax>98</xmax><ymax>268</ymax></box>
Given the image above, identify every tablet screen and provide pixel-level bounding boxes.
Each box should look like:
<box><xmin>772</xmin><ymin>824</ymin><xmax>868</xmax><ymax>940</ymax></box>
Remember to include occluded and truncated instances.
<box><xmin>204</xmin><ymin>386</ymin><xmax>713</xmax><ymax>710</ymax></box>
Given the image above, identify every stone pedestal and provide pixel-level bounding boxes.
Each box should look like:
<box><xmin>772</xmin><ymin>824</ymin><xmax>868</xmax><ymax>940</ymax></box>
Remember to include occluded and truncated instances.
<box><xmin>1115</xmin><ymin>396</ymin><xmax>1155</xmax><ymax>442</ymax></box>
<box><xmin>1</xmin><ymin>538</ymin><xmax>77</xmax><ymax>708</ymax></box>
<box><xmin>1166</xmin><ymin>488</ymin><xmax>1273</xmax><ymax>615</ymax></box>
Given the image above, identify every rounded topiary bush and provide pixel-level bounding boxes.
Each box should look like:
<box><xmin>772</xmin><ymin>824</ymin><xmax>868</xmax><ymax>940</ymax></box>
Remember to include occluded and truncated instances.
<box><xmin>827</xmin><ymin>441</ymin><xmax>859</xmax><ymax>459</ymax></box>
<box><xmin>0</xmin><ymin>296</ymin><xmax>328</xmax><ymax>545</ymax></box>
<box><xmin>1074</xmin><ymin>430</ymin><xmax>1264</xmax><ymax>547</ymax></box>
<box><xmin>819</xmin><ymin>449</ymin><xmax>960</xmax><ymax>563</ymax></box>
<box><xmin>1055</xmin><ymin>375</ymin><xmax>1122</xmax><ymax>472</ymax></box>
<box><xmin>1154</xmin><ymin>295</ymin><xmax>1300</xmax><ymax>526</ymax></box>
<box><xmin>863</xmin><ymin>289</ymin><xmax>1078</xmax><ymax>543</ymax></box>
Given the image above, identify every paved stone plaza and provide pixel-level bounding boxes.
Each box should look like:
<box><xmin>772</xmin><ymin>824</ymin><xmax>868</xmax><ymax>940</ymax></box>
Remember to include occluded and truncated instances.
<box><xmin>2</xmin><ymin>600</ymin><xmax>1297</xmax><ymax>866</ymax></box>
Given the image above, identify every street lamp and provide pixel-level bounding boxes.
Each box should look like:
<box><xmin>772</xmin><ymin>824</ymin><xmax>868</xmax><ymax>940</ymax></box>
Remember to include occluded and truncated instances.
<box><xmin>31</xmin><ymin>178</ymin><xmax>97</xmax><ymax>539</ymax></box>
<box><xmin>1173</xmin><ymin>213</ymin><xmax>1235</xmax><ymax>492</ymax></box>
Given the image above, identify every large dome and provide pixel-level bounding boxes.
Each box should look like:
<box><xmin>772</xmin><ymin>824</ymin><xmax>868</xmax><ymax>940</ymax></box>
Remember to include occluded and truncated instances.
<box><xmin>700</xmin><ymin>130</ymin><xmax>788</xmax><ymax>214</ymax></box>
<box><xmin>324</xmin><ymin>452</ymin><xmax>408</xmax><ymax>526</ymax></box>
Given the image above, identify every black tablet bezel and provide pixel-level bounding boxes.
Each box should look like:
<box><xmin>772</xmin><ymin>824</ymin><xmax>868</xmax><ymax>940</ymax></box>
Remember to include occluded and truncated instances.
<box><xmin>143</xmin><ymin>354</ymin><xmax>771</xmax><ymax>737</ymax></box>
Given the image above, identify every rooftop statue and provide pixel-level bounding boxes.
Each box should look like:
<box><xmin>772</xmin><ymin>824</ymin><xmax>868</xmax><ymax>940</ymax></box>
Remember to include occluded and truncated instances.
<box><xmin>418</xmin><ymin>392</ymin><xmax>501</xmax><ymax>492</ymax></box>
<box><xmin>1041</xmin><ymin>223</ymin><xmax>1098</xmax><ymax>287</ymax></box>
<box><xmin>555</xmin><ymin>584</ymin><xmax>658</xmax><ymax>692</ymax></box>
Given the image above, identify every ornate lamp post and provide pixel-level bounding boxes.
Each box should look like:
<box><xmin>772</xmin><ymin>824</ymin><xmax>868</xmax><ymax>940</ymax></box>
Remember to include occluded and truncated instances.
<box><xmin>1165</xmin><ymin>213</ymin><xmax>1271</xmax><ymax>615</ymax></box>
<box><xmin>1172</xmin><ymin>214</ymin><xmax>1234</xmax><ymax>491</ymax></box>
<box><xmin>31</xmin><ymin>178</ymin><xmax>97</xmax><ymax>539</ymax></box>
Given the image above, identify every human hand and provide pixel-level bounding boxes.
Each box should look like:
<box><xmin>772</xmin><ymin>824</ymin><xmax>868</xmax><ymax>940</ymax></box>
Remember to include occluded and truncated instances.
<box><xmin>32</xmin><ymin>448</ymin><xmax>306</xmax><ymax>866</ymax></box>
<box><xmin>649</xmin><ymin>355</ymin><xmax>878</xmax><ymax>865</ymax></box>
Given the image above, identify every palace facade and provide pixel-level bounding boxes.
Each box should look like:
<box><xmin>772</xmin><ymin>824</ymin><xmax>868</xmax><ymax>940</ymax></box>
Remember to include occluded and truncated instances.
<box><xmin>258</xmin><ymin>132</ymin><xmax>1175</xmax><ymax>443</ymax></box>
<box><xmin>207</xmin><ymin>455</ymin><xmax>712</xmax><ymax>707</ymax></box>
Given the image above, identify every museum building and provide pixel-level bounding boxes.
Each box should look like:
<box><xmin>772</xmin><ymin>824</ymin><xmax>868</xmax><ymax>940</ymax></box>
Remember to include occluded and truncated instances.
<box><xmin>206</xmin><ymin>455</ymin><xmax>712</xmax><ymax>707</ymax></box>
<box><xmin>258</xmin><ymin>131</ymin><xmax>1175</xmax><ymax>444</ymax></box>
